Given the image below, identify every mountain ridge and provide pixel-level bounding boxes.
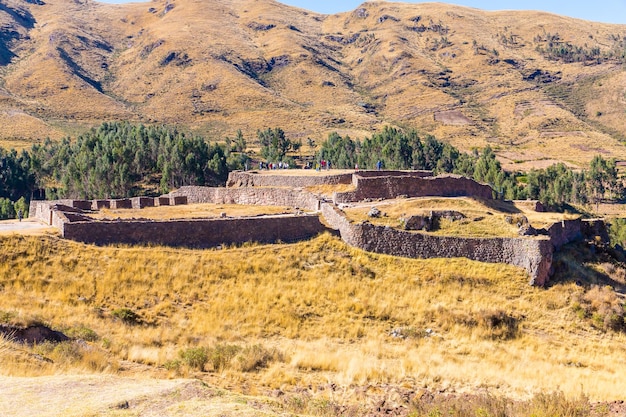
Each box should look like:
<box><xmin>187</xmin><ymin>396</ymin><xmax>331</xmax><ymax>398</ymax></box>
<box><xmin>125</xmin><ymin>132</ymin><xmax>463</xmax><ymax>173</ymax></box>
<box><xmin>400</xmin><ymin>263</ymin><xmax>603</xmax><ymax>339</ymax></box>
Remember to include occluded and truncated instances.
<box><xmin>0</xmin><ymin>0</ymin><xmax>625</xmax><ymax>169</ymax></box>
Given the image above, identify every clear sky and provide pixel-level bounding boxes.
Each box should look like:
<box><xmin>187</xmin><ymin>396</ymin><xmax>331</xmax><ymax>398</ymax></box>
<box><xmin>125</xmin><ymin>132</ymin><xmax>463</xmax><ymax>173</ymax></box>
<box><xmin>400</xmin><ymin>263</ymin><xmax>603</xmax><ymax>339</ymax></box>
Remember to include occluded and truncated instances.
<box><xmin>96</xmin><ymin>1</ymin><xmax>626</xmax><ymax>25</ymax></box>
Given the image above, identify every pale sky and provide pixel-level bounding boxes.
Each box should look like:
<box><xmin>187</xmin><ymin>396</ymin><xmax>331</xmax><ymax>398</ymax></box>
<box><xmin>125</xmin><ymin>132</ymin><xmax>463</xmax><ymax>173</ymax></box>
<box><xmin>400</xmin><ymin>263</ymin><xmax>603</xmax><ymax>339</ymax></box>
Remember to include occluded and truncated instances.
<box><xmin>97</xmin><ymin>1</ymin><xmax>626</xmax><ymax>24</ymax></box>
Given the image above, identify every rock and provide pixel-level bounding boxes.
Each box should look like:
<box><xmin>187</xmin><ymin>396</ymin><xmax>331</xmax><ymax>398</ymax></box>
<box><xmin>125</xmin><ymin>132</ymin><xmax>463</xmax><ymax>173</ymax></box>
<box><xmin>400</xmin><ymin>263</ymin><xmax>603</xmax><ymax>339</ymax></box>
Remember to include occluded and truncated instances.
<box><xmin>368</xmin><ymin>207</ymin><xmax>381</xmax><ymax>218</ymax></box>
<box><xmin>404</xmin><ymin>215</ymin><xmax>431</xmax><ymax>231</ymax></box>
<box><xmin>354</xmin><ymin>8</ymin><xmax>368</xmax><ymax>18</ymax></box>
<box><xmin>518</xmin><ymin>224</ymin><xmax>537</xmax><ymax>236</ymax></box>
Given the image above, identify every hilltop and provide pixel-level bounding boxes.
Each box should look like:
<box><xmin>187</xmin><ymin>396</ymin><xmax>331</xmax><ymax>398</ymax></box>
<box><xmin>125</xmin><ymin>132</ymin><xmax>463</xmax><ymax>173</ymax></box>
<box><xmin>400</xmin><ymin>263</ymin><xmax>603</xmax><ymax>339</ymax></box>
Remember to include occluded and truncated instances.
<box><xmin>0</xmin><ymin>0</ymin><xmax>625</xmax><ymax>168</ymax></box>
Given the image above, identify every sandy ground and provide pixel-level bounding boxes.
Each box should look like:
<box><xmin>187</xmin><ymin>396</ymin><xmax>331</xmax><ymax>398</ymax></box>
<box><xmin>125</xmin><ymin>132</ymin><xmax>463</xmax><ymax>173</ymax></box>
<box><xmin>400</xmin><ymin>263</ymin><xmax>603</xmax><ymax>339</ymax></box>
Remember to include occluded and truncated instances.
<box><xmin>0</xmin><ymin>375</ymin><xmax>190</xmax><ymax>416</ymax></box>
<box><xmin>0</xmin><ymin>219</ymin><xmax>53</xmax><ymax>235</ymax></box>
<box><xmin>0</xmin><ymin>375</ymin><xmax>282</xmax><ymax>417</ymax></box>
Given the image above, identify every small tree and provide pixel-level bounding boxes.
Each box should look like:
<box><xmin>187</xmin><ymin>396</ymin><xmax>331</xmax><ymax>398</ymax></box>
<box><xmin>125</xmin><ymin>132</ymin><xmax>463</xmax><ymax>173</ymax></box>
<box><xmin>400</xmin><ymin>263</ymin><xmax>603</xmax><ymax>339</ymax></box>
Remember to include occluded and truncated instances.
<box><xmin>257</xmin><ymin>127</ymin><xmax>294</xmax><ymax>162</ymax></box>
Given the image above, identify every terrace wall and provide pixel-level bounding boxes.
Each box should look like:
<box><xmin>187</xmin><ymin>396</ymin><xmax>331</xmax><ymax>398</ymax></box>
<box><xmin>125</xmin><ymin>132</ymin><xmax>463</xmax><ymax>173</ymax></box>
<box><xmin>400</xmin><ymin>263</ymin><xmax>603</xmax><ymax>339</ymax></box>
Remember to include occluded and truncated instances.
<box><xmin>168</xmin><ymin>186</ymin><xmax>322</xmax><ymax>211</ymax></box>
<box><xmin>321</xmin><ymin>203</ymin><xmax>580</xmax><ymax>286</ymax></box>
<box><xmin>334</xmin><ymin>175</ymin><xmax>493</xmax><ymax>203</ymax></box>
<box><xmin>61</xmin><ymin>214</ymin><xmax>328</xmax><ymax>248</ymax></box>
<box><xmin>227</xmin><ymin>171</ymin><xmax>354</xmax><ymax>188</ymax></box>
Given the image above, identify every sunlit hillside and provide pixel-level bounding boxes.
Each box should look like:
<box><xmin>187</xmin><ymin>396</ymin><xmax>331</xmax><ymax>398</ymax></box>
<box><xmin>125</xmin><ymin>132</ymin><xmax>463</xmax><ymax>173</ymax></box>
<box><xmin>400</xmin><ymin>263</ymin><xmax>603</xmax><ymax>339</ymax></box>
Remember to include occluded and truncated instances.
<box><xmin>0</xmin><ymin>0</ymin><xmax>624</xmax><ymax>169</ymax></box>
<box><xmin>1</xmin><ymin>231</ymin><xmax>626</xmax><ymax>415</ymax></box>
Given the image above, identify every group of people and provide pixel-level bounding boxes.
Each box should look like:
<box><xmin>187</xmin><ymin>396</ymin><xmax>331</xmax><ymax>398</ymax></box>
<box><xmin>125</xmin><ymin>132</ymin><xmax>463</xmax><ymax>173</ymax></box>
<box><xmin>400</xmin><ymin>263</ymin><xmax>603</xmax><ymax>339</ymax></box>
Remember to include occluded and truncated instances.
<box><xmin>257</xmin><ymin>159</ymin><xmax>383</xmax><ymax>171</ymax></box>
<box><xmin>259</xmin><ymin>161</ymin><xmax>290</xmax><ymax>170</ymax></box>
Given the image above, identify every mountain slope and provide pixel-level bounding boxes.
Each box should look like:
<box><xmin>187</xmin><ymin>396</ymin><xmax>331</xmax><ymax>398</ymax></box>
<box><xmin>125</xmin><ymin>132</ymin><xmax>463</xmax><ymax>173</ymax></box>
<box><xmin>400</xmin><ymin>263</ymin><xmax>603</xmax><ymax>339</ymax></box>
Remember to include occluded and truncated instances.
<box><xmin>0</xmin><ymin>0</ymin><xmax>625</xmax><ymax>169</ymax></box>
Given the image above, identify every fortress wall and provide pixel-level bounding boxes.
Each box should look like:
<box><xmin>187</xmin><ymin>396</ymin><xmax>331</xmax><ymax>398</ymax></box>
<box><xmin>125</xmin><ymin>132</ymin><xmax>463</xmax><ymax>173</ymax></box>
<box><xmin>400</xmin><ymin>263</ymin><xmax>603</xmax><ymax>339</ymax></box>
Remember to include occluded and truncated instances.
<box><xmin>29</xmin><ymin>200</ymin><xmax>74</xmax><ymax>224</ymax></box>
<box><xmin>169</xmin><ymin>186</ymin><xmax>321</xmax><ymax>211</ymax></box>
<box><xmin>546</xmin><ymin>219</ymin><xmax>583</xmax><ymax>250</ymax></box>
<box><xmin>354</xmin><ymin>170</ymin><xmax>433</xmax><ymax>180</ymax></box>
<box><xmin>61</xmin><ymin>214</ymin><xmax>328</xmax><ymax>248</ymax></box>
<box><xmin>131</xmin><ymin>197</ymin><xmax>155</xmax><ymax>209</ymax></box>
<box><xmin>227</xmin><ymin>171</ymin><xmax>354</xmax><ymax>188</ymax></box>
<box><xmin>334</xmin><ymin>175</ymin><xmax>493</xmax><ymax>203</ymax></box>
<box><xmin>51</xmin><ymin>210</ymin><xmax>70</xmax><ymax>230</ymax></box>
<box><xmin>581</xmin><ymin>219</ymin><xmax>610</xmax><ymax>243</ymax></box>
<box><xmin>110</xmin><ymin>199</ymin><xmax>133</xmax><ymax>209</ymax></box>
<box><xmin>321</xmin><ymin>202</ymin><xmax>553</xmax><ymax>285</ymax></box>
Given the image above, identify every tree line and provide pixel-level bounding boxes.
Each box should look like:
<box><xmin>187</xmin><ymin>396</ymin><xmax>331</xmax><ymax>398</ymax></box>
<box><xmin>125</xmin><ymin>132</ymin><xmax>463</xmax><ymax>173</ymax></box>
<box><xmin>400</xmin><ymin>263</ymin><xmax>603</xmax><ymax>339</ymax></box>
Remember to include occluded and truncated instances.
<box><xmin>0</xmin><ymin>123</ymin><xmax>623</xmax><ymax>219</ymax></box>
<box><xmin>0</xmin><ymin>122</ymin><xmax>248</xmax><ymax>218</ymax></box>
<box><xmin>314</xmin><ymin>126</ymin><xmax>624</xmax><ymax>208</ymax></box>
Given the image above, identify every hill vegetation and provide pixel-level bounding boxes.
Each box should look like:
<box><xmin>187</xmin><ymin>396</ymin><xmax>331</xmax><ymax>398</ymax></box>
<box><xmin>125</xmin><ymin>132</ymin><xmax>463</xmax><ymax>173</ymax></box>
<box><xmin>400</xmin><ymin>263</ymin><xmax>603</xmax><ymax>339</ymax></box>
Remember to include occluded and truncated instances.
<box><xmin>1</xmin><ymin>233</ymin><xmax>626</xmax><ymax>415</ymax></box>
<box><xmin>0</xmin><ymin>0</ymin><xmax>624</xmax><ymax>169</ymax></box>
<box><xmin>0</xmin><ymin>122</ymin><xmax>622</xmax><ymax>218</ymax></box>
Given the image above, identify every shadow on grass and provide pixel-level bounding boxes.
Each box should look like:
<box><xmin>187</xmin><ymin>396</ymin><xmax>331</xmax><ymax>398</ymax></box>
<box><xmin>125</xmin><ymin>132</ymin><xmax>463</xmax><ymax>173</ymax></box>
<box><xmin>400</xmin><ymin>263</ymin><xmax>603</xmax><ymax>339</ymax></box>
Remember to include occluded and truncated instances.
<box><xmin>480</xmin><ymin>198</ymin><xmax>522</xmax><ymax>214</ymax></box>
<box><xmin>548</xmin><ymin>241</ymin><xmax>626</xmax><ymax>294</ymax></box>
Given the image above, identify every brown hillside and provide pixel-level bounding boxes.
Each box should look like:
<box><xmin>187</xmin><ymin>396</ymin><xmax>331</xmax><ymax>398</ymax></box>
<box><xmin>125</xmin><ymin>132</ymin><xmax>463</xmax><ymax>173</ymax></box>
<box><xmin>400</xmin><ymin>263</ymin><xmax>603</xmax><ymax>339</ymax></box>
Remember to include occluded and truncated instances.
<box><xmin>0</xmin><ymin>0</ymin><xmax>625</xmax><ymax>168</ymax></box>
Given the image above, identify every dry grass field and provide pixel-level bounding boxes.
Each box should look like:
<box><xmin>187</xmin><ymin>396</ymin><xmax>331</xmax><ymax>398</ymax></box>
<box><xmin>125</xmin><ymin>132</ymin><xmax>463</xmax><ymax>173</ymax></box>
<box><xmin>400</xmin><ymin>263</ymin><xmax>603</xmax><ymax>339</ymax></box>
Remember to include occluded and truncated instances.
<box><xmin>0</xmin><ymin>0</ymin><xmax>625</xmax><ymax>169</ymax></box>
<box><xmin>92</xmin><ymin>203</ymin><xmax>298</xmax><ymax>220</ymax></box>
<box><xmin>1</xmin><ymin>228</ymin><xmax>626</xmax><ymax>415</ymax></box>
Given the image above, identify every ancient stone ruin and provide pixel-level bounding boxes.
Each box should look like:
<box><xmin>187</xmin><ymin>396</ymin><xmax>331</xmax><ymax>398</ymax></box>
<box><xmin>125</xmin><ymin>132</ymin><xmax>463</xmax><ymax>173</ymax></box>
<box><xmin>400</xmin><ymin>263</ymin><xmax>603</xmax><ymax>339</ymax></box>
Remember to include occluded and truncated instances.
<box><xmin>29</xmin><ymin>170</ymin><xmax>609</xmax><ymax>286</ymax></box>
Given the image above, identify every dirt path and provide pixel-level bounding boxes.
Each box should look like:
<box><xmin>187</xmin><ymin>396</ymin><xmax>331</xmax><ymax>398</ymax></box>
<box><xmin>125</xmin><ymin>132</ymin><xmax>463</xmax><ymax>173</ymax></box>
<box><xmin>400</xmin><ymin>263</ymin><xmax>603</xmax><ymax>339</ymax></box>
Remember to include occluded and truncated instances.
<box><xmin>0</xmin><ymin>219</ymin><xmax>53</xmax><ymax>235</ymax></box>
<box><xmin>0</xmin><ymin>375</ymin><xmax>280</xmax><ymax>417</ymax></box>
<box><xmin>0</xmin><ymin>375</ymin><xmax>193</xmax><ymax>416</ymax></box>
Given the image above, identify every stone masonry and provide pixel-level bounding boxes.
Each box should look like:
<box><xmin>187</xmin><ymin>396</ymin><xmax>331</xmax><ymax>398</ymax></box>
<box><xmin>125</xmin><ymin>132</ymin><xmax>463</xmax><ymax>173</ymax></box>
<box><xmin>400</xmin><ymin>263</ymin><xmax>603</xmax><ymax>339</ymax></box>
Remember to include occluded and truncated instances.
<box><xmin>29</xmin><ymin>170</ymin><xmax>608</xmax><ymax>286</ymax></box>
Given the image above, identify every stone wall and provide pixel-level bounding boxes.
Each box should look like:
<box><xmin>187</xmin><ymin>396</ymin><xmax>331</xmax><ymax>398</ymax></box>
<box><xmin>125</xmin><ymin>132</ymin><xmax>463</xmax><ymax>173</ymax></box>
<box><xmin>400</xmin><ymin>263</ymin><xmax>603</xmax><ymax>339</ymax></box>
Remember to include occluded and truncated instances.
<box><xmin>168</xmin><ymin>186</ymin><xmax>321</xmax><ymax>211</ymax></box>
<box><xmin>226</xmin><ymin>171</ymin><xmax>354</xmax><ymax>188</ymax></box>
<box><xmin>352</xmin><ymin>170</ymin><xmax>432</xmax><ymax>179</ymax></box>
<box><xmin>546</xmin><ymin>219</ymin><xmax>583</xmax><ymax>250</ymax></box>
<box><xmin>61</xmin><ymin>214</ymin><xmax>329</xmax><ymax>248</ymax></box>
<box><xmin>322</xmin><ymin>202</ymin><xmax>553</xmax><ymax>286</ymax></box>
<box><xmin>334</xmin><ymin>174</ymin><xmax>493</xmax><ymax>203</ymax></box>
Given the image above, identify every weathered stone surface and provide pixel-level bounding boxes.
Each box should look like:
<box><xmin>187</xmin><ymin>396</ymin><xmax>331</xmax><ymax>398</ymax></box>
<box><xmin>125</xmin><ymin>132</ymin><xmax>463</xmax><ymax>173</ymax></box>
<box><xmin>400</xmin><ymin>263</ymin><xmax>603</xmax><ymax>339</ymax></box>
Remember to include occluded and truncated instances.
<box><xmin>130</xmin><ymin>197</ymin><xmax>155</xmax><ymax>209</ymax></box>
<box><xmin>226</xmin><ymin>171</ymin><xmax>354</xmax><ymax>188</ymax></box>
<box><xmin>334</xmin><ymin>174</ymin><xmax>493</xmax><ymax>203</ymax></box>
<box><xmin>321</xmin><ymin>202</ymin><xmax>554</xmax><ymax>286</ymax></box>
<box><xmin>62</xmin><ymin>214</ymin><xmax>329</xmax><ymax>248</ymax></box>
<box><xmin>110</xmin><ymin>199</ymin><xmax>132</xmax><ymax>209</ymax></box>
<box><xmin>28</xmin><ymin>171</ymin><xmax>609</xmax><ymax>287</ymax></box>
<box><xmin>92</xmin><ymin>200</ymin><xmax>111</xmax><ymax>210</ymax></box>
<box><xmin>168</xmin><ymin>186</ymin><xmax>321</xmax><ymax>211</ymax></box>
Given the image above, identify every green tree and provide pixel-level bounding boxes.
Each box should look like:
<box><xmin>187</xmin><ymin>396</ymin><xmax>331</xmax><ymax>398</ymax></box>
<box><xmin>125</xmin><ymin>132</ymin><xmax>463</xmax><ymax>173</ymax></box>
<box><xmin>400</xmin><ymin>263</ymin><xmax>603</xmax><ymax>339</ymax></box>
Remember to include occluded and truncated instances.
<box><xmin>257</xmin><ymin>127</ymin><xmax>294</xmax><ymax>162</ymax></box>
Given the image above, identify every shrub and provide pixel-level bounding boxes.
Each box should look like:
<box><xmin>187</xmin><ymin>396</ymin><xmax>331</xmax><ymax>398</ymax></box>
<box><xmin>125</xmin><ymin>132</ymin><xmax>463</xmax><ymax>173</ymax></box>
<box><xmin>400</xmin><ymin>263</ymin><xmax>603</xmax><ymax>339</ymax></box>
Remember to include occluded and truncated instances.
<box><xmin>111</xmin><ymin>308</ymin><xmax>140</xmax><ymax>325</ymax></box>
<box><xmin>66</xmin><ymin>326</ymin><xmax>99</xmax><ymax>342</ymax></box>
<box><xmin>573</xmin><ymin>285</ymin><xmax>625</xmax><ymax>332</ymax></box>
<box><xmin>179</xmin><ymin>347</ymin><xmax>209</xmax><ymax>371</ymax></box>
<box><xmin>235</xmin><ymin>344</ymin><xmax>284</xmax><ymax>372</ymax></box>
<box><xmin>208</xmin><ymin>343</ymin><xmax>240</xmax><ymax>372</ymax></box>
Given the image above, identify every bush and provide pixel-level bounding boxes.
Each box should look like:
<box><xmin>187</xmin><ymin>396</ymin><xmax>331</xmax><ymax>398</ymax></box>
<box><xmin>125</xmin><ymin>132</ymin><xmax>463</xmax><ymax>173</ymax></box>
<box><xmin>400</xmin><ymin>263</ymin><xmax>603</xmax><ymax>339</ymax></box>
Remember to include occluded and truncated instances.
<box><xmin>235</xmin><ymin>344</ymin><xmax>283</xmax><ymax>372</ymax></box>
<box><xmin>573</xmin><ymin>285</ymin><xmax>625</xmax><ymax>332</ymax></box>
<box><xmin>111</xmin><ymin>308</ymin><xmax>140</xmax><ymax>325</ymax></box>
<box><xmin>65</xmin><ymin>326</ymin><xmax>99</xmax><ymax>342</ymax></box>
<box><xmin>179</xmin><ymin>347</ymin><xmax>209</xmax><ymax>371</ymax></box>
<box><xmin>410</xmin><ymin>390</ymin><xmax>590</xmax><ymax>417</ymax></box>
<box><xmin>208</xmin><ymin>343</ymin><xmax>241</xmax><ymax>372</ymax></box>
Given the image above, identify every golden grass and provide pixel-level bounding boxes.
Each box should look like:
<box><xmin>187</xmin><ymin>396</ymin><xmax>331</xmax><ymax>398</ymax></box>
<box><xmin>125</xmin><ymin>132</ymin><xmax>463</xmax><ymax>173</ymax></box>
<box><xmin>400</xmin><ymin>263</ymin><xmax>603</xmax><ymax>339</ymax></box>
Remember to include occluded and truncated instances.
<box><xmin>92</xmin><ymin>203</ymin><xmax>298</xmax><ymax>220</ymax></box>
<box><xmin>0</xmin><ymin>232</ymin><xmax>625</xmax><ymax>405</ymax></box>
<box><xmin>342</xmin><ymin>197</ymin><xmax>577</xmax><ymax>237</ymax></box>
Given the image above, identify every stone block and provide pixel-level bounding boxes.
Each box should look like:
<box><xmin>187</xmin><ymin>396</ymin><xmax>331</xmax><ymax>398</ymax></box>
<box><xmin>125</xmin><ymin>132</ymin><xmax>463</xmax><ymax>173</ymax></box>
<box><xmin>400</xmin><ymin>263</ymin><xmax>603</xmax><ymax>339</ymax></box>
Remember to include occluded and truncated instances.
<box><xmin>170</xmin><ymin>196</ymin><xmax>188</xmax><ymax>206</ymax></box>
<box><xmin>110</xmin><ymin>199</ymin><xmax>132</xmax><ymax>209</ymax></box>
<box><xmin>131</xmin><ymin>197</ymin><xmax>155</xmax><ymax>209</ymax></box>
<box><xmin>72</xmin><ymin>200</ymin><xmax>93</xmax><ymax>210</ymax></box>
<box><xmin>92</xmin><ymin>200</ymin><xmax>111</xmax><ymax>210</ymax></box>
